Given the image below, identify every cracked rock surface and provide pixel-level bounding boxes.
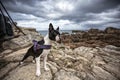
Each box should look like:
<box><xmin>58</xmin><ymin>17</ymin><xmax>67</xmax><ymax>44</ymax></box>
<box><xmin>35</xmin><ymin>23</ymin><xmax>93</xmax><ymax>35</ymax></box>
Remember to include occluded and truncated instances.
<box><xmin>0</xmin><ymin>43</ymin><xmax>120</xmax><ymax>80</ymax></box>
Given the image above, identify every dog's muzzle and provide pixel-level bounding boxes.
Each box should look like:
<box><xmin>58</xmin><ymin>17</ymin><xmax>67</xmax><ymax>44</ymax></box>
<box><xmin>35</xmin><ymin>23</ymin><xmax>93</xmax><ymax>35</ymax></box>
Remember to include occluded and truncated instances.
<box><xmin>56</xmin><ymin>35</ymin><xmax>61</xmax><ymax>43</ymax></box>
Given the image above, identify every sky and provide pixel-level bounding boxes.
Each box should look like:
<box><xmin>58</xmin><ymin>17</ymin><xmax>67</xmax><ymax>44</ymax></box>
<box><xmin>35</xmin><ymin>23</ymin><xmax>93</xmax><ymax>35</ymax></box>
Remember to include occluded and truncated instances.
<box><xmin>1</xmin><ymin>0</ymin><xmax>120</xmax><ymax>30</ymax></box>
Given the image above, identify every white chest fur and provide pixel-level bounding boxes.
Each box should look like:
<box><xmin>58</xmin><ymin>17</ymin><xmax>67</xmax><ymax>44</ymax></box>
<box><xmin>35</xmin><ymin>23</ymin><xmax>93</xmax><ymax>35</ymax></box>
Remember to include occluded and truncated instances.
<box><xmin>44</xmin><ymin>34</ymin><xmax>51</xmax><ymax>45</ymax></box>
<box><xmin>40</xmin><ymin>34</ymin><xmax>51</xmax><ymax>57</ymax></box>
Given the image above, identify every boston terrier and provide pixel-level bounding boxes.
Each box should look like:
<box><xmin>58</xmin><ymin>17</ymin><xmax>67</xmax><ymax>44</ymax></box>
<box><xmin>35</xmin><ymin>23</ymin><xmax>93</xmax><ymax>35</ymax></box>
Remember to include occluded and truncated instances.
<box><xmin>20</xmin><ymin>23</ymin><xmax>61</xmax><ymax>76</ymax></box>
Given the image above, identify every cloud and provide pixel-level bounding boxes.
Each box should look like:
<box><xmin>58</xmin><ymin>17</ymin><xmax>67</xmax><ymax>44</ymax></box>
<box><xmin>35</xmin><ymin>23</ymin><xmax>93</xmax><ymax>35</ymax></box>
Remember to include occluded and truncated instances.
<box><xmin>0</xmin><ymin>0</ymin><xmax>120</xmax><ymax>30</ymax></box>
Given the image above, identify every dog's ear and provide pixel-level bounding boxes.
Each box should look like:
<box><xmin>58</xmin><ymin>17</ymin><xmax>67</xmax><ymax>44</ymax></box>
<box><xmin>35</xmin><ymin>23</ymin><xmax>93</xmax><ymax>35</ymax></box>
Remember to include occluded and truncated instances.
<box><xmin>56</xmin><ymin>26</ymin><xmax>59</xmax><ymax>31</ymax></box>
<box><xmin>49</xmin><ymin>23</ymin><xmax>54</xmax><ymax>31</ymax></box>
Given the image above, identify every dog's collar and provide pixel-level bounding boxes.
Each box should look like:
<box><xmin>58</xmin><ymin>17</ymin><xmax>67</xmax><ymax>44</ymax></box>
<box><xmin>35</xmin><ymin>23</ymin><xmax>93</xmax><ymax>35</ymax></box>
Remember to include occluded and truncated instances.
<box><xmin>32</xmin><ymin>40</ymin><xmax>51</xmax><ymax>52</ymax></box>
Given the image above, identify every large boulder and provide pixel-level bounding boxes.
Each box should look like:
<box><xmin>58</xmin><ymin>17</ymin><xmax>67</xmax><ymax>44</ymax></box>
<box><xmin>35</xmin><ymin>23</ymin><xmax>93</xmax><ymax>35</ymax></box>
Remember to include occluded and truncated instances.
<box><xmin>2</xmin><ymin>27</ymin><xmax>43</xmax><ymax>50</ymax></box>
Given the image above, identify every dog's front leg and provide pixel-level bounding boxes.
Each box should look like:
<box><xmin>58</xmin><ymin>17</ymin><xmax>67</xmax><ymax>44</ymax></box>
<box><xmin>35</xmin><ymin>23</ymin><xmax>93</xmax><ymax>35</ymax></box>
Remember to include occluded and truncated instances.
<box><xmin>43</xmin><ymin>54</ymin><xmax>49</xmax><ymax>71</ymax></box>
<box><xmin>35</xmin><ymin>56</ymin><xmax>41</xmax><ymax>76</ymax></box>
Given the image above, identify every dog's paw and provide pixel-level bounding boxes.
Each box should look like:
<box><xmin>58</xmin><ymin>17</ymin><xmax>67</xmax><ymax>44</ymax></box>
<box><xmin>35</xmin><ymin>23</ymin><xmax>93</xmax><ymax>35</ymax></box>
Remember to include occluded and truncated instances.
<box><xmin>36</xmin><ymin>71</ymin><xmax>41</xmax><ymax>77</ymax></box>
<box><xmin>44</xmin><ymin>67</ymin><xmax>49</xmax><ymax>71</ymax></box>
<box><xmin>32</xmin><ymin>60</ymin><xmax>35</xmax><ymax>63</ymax></box>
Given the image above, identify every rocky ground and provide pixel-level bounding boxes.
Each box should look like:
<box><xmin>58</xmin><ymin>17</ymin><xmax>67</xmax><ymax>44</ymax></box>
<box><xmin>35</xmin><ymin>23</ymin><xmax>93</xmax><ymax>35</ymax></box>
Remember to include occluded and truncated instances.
<box><xmin>0</xmin><ymin>27</ymin><xmax>120</xmax><ymax>80</ymax></box>
<box><xmin>0</xmin><ymin>43</ymin><xmax>120</xmax><ymax>80</ymax></box>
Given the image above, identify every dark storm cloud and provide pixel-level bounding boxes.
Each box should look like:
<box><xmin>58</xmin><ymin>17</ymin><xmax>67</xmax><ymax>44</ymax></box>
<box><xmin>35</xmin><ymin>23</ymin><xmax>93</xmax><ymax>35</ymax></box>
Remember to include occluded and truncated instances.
<box><xmin>0</xmin><ymin>0</ymin><xmax>46</xmax><ymax>18</ymax></box>
<box><xmin>77</xmin><ymin>0</ymin><xmax>120</xmax><ymax>13</ymax></box>
<box><xmin>1</xmin><ymin>0</ymin><xmax>44</xmax><ymax>6</ymax></box>
<box><xmin>1</xmin><ymin>0</ymin><xmax>120</xmax><ymax>18</ymax></box>
<box><xmin>57</xmin><ymin>0</ymin><xmax>120</xmax><ymax>23</ymax></box>
<box><xmin>0</xmin><ymin>0</ymin><xmax>120</xmax><ymax>30</ymax></box>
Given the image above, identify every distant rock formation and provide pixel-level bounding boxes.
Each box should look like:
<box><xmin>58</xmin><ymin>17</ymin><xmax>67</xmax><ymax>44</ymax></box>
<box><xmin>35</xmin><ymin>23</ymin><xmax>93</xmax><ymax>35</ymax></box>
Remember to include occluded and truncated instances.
<box><xmin>61</xmin><ymin>27</ymin><xmax>120</xmax><ymax>49</ymax></box>
<box><xmin>105</xmin><ymin>27</ymin><xmax>120</xmax><ymax>34</ymax></box>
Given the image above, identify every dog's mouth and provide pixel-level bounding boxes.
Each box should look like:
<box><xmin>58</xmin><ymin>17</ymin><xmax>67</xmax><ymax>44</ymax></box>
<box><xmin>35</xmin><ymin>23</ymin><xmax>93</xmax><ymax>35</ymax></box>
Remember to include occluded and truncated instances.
<box><xmin>56</xmin><ymin>39</ymin><xmax>61</xmax><ymax>43</ymax></box>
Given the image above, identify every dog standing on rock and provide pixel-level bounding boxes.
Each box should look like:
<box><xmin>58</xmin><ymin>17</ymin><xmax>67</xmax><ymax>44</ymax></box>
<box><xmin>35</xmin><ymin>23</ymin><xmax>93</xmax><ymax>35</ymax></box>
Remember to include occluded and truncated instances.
<box><xmin>20</xmin><ymin>23</ymin><xmax>61</xmax><ymax>76</ymax></box>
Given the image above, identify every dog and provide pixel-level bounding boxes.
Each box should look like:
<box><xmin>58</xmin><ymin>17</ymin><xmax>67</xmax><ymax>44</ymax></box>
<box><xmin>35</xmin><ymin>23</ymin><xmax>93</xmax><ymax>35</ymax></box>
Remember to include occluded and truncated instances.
<box><xmin>20</xmin><ymin>23</ymin><xmax>61</xmax><ymax>76</ymax></box>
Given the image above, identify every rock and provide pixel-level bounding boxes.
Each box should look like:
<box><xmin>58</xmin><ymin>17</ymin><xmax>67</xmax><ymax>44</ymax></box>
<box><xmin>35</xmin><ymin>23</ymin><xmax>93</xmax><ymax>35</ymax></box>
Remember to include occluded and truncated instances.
<box><xmin>48</xmin><ymin>61</ymin><xmax>59</xmax><ymax>73</ymax></box>
<box><xmin>92</xmin><ymin>66</ymin><xmax>118</xmax><ymax>80</ymax></box>
<box><xmin>0</xmin><ymin>43</ymin><xmax>120</xmax><ymax>80</ymax></box>
<box><xmin>103</xmin><ymin>63</ymin><xmax>120</xmax><ymax>79</ymax></box>
<box><xmin>105</xmin><ymin>27</ymin><xmax>120</xmax><ymax>34</ymax></box>
<box><xmin>74</xmin><ymin>46</ymin><xmax>95</xmax><ymax>60</ymax></box>
<box><xmin>54</xmin><ymin>69</ymin><xmax>81</xmax><ymax>80</ymax></box>
<box><xmin>85</xmin><ymin>73</ymin><xmax>96</xmax><ymax>80</ymax></box>
<box><xmin>88</xmin><ymin>28</ymin><xmax>102</xmax><ymax>34</ymax></box>
<box><xmin>3</xmin><ymin>63</ymin><xmax>36</xmax><ymax>80</ymax></box>
<box><xmin>104</xmin><ymin>45</ymin><xmax>120</xmax><ymax>53</ymax></box>
<box><xmin>72</xmin><ymin>30</ymin><xmax>84</xmax><ymax>34</ymax></box>
<box><xmin>2</xmin><ymin>28</ymin><xmax>43</xmax><ymax>50</ymax></box>
<box><xmin>3</xmin><ymin>63</ymin><xmax>52</xmax><ymax>80</ymax></box>
<box><xmin>1</xmin><ymin>49</ymin><xmax>12</xmax><ymax>56</ymax></box>
<box><xmin>91</xmin><ymin>55</ymin><xmax>106</xmax><ymax>66</ymax></box>
<box><xmin>61</xmin><ymin>27</ymin><xmax>120</xmax><ymax>48</ymax></box>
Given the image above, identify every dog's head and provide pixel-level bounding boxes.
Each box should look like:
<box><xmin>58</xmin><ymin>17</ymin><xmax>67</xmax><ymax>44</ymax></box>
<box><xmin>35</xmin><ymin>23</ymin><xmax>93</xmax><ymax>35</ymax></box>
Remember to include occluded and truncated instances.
<box><xmin>48</xmin><ymin>23</ymin><xmax>61</xmax><ymax>43</ymax></box>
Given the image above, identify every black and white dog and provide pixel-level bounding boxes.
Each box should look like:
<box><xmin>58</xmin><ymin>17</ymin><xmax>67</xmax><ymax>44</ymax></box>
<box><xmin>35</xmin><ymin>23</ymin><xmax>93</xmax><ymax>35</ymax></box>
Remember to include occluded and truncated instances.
<box><xmin>20</xmin><ymin>23</ymin><xmax>61</xmax><ymax>76</ymax></box>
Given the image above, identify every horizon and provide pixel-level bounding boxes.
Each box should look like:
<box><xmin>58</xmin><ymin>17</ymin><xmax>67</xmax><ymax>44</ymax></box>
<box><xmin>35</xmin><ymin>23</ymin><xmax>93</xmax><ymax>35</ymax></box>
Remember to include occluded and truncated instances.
<box><xmin>37</xmin><ymin>26</ymin><xmax>120</xmax><ymax>31</ymax></box>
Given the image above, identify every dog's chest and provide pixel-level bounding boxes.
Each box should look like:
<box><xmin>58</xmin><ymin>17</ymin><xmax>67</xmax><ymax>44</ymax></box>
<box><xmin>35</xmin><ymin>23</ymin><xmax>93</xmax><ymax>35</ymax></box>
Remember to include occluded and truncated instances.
<box><xmin>41</xmin><ymin>49</ymin><xmax>50</xmax><ymax>57</ymax></box>
<box><xmin>41</xmin><ymin>37</ymin><xmax>51</xmax><ymax>57</ymax></box>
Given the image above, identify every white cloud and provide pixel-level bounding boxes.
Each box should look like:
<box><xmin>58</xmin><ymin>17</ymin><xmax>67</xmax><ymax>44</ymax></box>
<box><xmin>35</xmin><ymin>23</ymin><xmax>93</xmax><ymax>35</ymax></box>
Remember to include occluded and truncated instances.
<box><xmin>47</xmin><ymin>13</ymin><xmax>62</xmax><ymax>19</ymax></box>
<box><xmin>56</xmin><ymin>1</ymin><xmax>74</xmax><ymax>12</ymax></box>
